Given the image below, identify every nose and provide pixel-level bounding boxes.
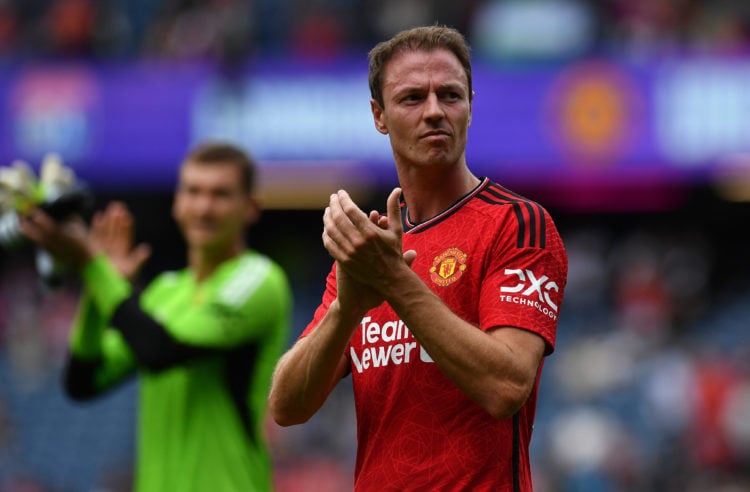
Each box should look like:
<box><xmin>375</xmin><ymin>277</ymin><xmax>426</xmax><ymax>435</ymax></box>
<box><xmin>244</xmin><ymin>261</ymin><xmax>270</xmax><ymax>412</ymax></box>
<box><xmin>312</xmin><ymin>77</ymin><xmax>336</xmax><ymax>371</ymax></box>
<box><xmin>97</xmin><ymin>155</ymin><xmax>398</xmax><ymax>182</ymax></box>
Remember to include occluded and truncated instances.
<box><xmin>191</xmin><ymin>193</ymin><xmax>215</xmax><ymax>215</ymax></box>
<box><xmin>423</xmin><ymin>93</ymin><xmax>444</xmax><ymax>121</ymax></box>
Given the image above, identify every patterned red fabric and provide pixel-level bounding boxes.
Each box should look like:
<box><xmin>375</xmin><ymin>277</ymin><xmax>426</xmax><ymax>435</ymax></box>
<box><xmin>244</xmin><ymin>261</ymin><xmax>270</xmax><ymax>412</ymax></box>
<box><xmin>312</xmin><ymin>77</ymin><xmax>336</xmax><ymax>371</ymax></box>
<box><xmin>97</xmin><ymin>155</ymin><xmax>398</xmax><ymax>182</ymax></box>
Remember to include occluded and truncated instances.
<box><xmin>303</xmin><ymin>178</ymin><xmax>568</xmax><ymax>491</ymax></box>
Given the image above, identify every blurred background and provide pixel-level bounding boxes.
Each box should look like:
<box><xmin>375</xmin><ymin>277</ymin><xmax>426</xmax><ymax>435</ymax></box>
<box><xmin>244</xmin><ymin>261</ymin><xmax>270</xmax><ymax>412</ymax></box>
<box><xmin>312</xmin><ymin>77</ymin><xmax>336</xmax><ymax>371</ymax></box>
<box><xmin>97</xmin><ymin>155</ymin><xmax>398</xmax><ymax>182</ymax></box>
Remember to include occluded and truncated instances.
<box><xmin>0</xmin><ymin>0</ymin><xmax>749</xmax><ymax>491</ymax></box>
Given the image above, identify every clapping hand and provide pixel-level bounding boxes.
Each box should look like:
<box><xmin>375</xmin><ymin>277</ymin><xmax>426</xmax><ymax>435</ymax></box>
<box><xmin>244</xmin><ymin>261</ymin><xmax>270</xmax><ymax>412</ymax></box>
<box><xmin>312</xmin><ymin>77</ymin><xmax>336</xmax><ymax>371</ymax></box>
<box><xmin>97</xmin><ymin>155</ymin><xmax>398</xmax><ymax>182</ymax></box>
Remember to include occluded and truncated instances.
<box><xmin>90</xmin><ymin>201</ymin><xmax>151</xmax><ymax>280</ymax></box>
<box><xmin>323</xmin><ymin>188</ymin><xmax>416</xmax><ymax>315</ymax></box>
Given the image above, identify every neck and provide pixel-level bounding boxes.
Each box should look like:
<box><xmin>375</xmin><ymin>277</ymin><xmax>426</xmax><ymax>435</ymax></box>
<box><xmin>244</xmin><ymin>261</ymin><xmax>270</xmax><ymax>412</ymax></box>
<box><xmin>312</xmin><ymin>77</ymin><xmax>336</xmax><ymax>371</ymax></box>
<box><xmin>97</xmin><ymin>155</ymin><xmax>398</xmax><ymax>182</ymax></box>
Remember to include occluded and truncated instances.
<box><xmin>396</xmin><ymin>163</ymin><xmax>480</xmax><ymax>223</ymax></box>
<box><xmin>188</xmin><ymin>241</ymin><xmax>244</xmax><ymax>282</ymax></box>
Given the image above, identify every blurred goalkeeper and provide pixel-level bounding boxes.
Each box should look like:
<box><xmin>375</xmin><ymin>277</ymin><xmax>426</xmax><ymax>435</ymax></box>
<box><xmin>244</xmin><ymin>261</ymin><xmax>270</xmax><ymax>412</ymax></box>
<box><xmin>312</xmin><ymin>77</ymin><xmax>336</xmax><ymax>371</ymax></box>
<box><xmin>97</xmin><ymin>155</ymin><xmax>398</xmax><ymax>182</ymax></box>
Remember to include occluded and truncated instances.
<box><xmin>19</xmin><ymin>142</ymin><xmax>292</xmax><ymax>492</ymax></box>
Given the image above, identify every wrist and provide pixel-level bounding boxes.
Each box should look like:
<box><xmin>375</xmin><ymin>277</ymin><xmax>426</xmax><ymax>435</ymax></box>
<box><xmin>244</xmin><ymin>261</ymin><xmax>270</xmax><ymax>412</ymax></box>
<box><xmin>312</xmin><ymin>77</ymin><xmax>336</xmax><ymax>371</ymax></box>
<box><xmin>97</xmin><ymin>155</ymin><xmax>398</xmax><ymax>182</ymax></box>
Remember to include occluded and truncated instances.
<box><xmin>82</xmin><ymin>255</ymin><xmax>132</xmax><ymax>321</ymax></box>
<box><xmin>329</xmin><ymin>298</ymin><xmax>368</xmax><ymax>329</ymax></box>
<box><xmin>72</xmin><ymin>245</ymin><xmax>96</xmax><ymax>271</ymax></box>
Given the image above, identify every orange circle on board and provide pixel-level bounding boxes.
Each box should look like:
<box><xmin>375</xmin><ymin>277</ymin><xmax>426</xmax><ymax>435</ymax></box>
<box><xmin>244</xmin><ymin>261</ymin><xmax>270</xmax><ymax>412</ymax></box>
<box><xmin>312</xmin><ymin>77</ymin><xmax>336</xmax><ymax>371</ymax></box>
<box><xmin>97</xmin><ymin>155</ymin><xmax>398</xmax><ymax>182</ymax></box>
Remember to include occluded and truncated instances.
<box><xmin>547</xmin><ymin>62</ymin><xmax>640</xmax><ymax>164</ymax></box>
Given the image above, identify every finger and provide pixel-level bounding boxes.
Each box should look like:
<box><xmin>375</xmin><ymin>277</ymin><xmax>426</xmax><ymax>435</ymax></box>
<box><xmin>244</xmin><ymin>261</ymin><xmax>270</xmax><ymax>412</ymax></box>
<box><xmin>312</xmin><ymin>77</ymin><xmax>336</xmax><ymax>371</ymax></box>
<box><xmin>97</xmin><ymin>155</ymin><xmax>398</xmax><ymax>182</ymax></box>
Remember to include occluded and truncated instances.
<box><xmin>335</xmin><ymin>190</ymin><xmax>369</xmax><ymax>228</ymax></box>
<box><xmin>322</xmin><ymin>229</ymin><xmax>342</xmax><ymax>261</ymax></box>
<box><xmin>94</xmin><ymin>209</ymin><xmax>114</xmax><ymax>242</ymax></box>
<box><xmin>403</xmin><ymin>249</ymin><xmax>418</xmax><ymax>266</ymax></box>
<box><xmin>102</xmin><ymin>202</ymin><xmax>136</xmax><ymax>251</ymax></box>
<box><xmin>113</xmin><ymin>207</ymin><xmax>134</xmax><ymax>246</ymax></box>
<box><xmin>91</xmin><ymin>209</ymin><xmax>104</xmax><ymax>232</ymax></box>
<box><xmin>368</xmin><ymin>210</ymin><xmax>380</xmax><ymax>226</ymax></box>
<box><xmin>386</xmin><ymin>187</ymin><xmax>404</xmax><ymax>236</ymax></box>
<box><xmin>107</xmin><ymin>202</ymin><xmax>130</xmax><ymax>236</ymax></box>
<box><xmin>132</xmin><ymin>243</ymin><xmax>152</xmax><ymax>268</ymax></box>
<box><xmin>109</xmin><ymin>201</ymin><xmax>132</xmax><ymax>227</ymax></box>
<box><xmin>322</xmin><ymin>204</ymin><xmax>349</xmax><ymax>261</ymax></box>
<box><xmin>108</xmin><ymin>201</ymin><xmax>127</xmax><ymax>214</ymax></box>
<box><xmin>27</xmin><ymin>208</ymin><xmax>56</xmax><ymax>228</ymax></box>
<box><xmin>324</xmin><ymin>194</ymin><xmax>359</xmax><ymax>249</ymax></box>
<box><xmin>96</xmin><ymin>204</ymin><xmax>116</xmax><ymax>238</ymax></box>
<box><xmin>91</xmin><ymin>209</ymin><xmax>116</xmax><ymax>252</ymax></box>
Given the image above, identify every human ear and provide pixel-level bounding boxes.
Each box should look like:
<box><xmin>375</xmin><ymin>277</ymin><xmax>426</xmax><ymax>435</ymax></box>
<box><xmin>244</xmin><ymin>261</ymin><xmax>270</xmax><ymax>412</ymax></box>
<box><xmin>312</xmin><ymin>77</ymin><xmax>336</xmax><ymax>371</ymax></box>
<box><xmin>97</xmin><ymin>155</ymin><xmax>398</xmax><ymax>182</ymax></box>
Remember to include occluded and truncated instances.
<box><xmin>371</xmin><ymin>99</ymin><xmax>388</xmax><ymax>135</ymax></box>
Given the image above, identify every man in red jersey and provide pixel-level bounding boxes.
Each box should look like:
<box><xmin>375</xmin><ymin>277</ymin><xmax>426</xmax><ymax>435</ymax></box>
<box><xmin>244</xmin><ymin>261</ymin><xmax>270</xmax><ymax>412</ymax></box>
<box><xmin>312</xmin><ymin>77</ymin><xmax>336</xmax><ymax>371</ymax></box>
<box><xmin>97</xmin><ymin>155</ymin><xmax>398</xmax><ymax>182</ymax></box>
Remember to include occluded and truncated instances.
<box><xmin>269</xmin><ymin>25</ymin><xmax>568</xmax><ymax>491</ymax></box>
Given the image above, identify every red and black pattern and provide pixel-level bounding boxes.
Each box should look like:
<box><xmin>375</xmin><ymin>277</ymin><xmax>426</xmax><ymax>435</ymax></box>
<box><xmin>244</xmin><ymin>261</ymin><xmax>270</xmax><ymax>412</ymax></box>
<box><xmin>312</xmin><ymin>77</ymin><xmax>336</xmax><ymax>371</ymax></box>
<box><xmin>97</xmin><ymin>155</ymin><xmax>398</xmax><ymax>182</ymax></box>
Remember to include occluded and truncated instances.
<box><xmin>303</xmin><ymin>177</ymin><xmax>568</xmax><ymax>491</ymax></box>
<box><xmin>478</xmin><ymin>181</ymin><xmax>547</xmax><ymax>249</ymax></box>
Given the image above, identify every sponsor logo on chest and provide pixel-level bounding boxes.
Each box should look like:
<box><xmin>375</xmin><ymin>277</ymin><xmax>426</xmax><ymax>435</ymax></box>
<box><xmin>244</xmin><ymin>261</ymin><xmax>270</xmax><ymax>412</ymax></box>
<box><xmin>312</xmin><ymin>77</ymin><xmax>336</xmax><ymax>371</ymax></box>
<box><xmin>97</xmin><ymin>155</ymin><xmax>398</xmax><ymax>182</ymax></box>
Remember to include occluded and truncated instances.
<box><xmin>350</xmin><ymin>316</ymin><xmax>433</xmax><ymax>374</ymax></box>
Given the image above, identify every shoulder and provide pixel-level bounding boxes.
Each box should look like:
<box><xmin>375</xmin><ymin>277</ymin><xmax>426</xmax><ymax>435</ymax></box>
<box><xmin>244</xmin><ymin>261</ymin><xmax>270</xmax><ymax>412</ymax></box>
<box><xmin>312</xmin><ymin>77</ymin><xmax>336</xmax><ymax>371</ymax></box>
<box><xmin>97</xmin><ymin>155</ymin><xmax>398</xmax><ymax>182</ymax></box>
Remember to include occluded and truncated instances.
<box><xmin>145</xmin><ymin>268</ymin><xmax>186</xmax><ymax>293</ymax></box>
<box><xmin>216</xmin><ymin>251</ymin><xmax>290</xmax><ymax>307</ymax></box>
<box><xmin>470</xmin><ymin>179</ymin><xmax>562</xmax><ymax>250</ymax></box>
<box><xmin>471</xmin><ymin>180</ymin><xmax>546</xmax><ymax>216</ymax></box>
<box><xmin>228</xmin><ymin>251</ymin><xmax>287</xmax><ymax>282</ymax></box>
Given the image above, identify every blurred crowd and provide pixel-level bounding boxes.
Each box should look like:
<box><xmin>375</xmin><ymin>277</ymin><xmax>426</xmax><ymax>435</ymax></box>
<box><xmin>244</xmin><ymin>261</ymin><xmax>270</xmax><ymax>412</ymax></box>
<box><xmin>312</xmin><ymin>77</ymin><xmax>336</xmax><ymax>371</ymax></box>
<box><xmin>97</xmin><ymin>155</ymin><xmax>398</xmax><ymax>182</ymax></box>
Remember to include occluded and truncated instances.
<box><xmin>533</xmin><ymin>213</ymin><xmax>750</xmax><ymax>492</ymax></box>
<box><xmin>0</xmin><ymin>0</ymin><xmax>749</xmax><ymax>64</ymax></box>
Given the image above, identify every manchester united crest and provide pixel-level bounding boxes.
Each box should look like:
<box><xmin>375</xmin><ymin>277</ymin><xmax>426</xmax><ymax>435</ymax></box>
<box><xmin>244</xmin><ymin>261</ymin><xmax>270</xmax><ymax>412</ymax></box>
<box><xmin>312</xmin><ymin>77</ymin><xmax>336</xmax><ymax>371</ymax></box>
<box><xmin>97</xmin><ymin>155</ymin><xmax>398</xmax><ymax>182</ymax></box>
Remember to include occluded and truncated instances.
<box><xmin>430</xmin><ymin>248</ymin><xmax>467</xmax><ymax>286</ymax></box>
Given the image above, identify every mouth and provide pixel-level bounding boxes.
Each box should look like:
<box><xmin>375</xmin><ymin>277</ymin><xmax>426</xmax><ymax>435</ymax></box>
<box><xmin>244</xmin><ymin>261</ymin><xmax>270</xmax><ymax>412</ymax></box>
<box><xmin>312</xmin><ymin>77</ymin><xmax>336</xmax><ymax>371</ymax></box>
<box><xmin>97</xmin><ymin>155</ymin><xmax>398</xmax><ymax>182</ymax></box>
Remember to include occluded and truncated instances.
<box><xmin>420</xmin><ymin>130</ymin><xmax>450</xmax><ymax>141</ymax></box>
<box><xmin>188</xmin><ymin>221</ymin><xmax>217</xmax><ymax>234</ymax></box>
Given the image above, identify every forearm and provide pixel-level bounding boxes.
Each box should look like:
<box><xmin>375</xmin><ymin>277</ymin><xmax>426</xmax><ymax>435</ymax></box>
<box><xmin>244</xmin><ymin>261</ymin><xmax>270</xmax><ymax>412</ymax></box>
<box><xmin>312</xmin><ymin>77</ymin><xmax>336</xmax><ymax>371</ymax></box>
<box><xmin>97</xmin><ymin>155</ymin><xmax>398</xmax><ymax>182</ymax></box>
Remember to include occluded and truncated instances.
<box><xmin>269</xmin><ymin>299</ymin><xmax>357</xmax><ymax>426</ymax></box>
<box><xmin>385</xmin><ymin>269</ymin><xmax>544</xmax><ymax>419</ymax></box>
<box><xmin>69</xmin><ymin>294</ymin><xmax>104</xmax><ymax>359</ymax></box>
<box><xmin>82</xmin><ymin>255</ymin><xmax>209</xmax><ymax>371</ymax></box>
<box><xmin>110</xmin><ymin>297</ymin><xmax>209</xmax><ymax>371</ymax></box>
<box><xmin>65</xmin><ymin>294</ymin><xmax>136</xmax><ymax>399</ymax></box>
<box><xmin>81</xmin><ymin>254</ymin><xmax>132</xmax><ymax>320</ymax></box>
<box><xmin>66</xmin><ymin>295</ymin><xmax>106</xmax><ymax>399</ymax></box>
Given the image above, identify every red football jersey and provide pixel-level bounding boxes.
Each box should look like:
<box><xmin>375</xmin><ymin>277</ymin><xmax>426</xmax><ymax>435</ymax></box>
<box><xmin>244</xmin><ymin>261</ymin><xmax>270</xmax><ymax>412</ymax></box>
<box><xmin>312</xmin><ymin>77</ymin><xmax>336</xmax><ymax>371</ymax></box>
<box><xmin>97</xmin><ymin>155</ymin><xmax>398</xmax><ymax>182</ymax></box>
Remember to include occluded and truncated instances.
<box><xmin>303</xmin><ymin>178</ymin><xmax>568</xmax><ymax>491</ymax></box>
